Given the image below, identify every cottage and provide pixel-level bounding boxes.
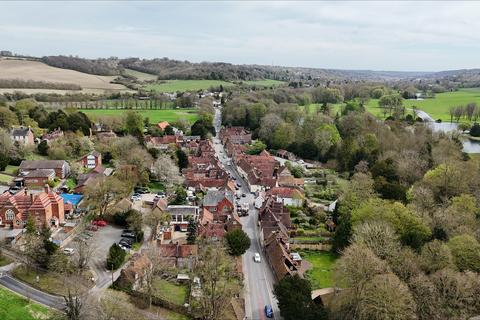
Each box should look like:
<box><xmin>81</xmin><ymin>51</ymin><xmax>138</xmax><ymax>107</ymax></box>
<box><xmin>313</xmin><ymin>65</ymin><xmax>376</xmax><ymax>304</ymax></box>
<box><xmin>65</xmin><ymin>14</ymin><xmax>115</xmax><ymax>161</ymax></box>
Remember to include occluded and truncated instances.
<box><xmin>266</xmin><ymin>187</ymin><xmax>304</xmax><ymax>207</ymax></box>
<box><xmin>236</xmin><ymin>151</ymin><xmax>279</xmax><ymax>192</ymax></box>
<box><xmin>158</xmin><ymin>243</ymin><xmax>198</xmax><ymax>269</ymax></box>
<box><xmin>23</xmin><ymin>169</ymin><xmax>55</xmax><ymax>189</ymax></box>
<box><xmin>116</xmin><ymin>253</ymin><xmax>153</xmax><ymax>291</ymax></box>
<box><xmin>41</xmin><ymin>128</ymin><xmax>63</xmax><ymax>143</ymax></box>
<box><xmin>79</xmin><ymin>151</ymin><xmax>102</xmax><ymax>169</ymax></box>
<box><xmin>19</xmin><ymin>160</ymin><xmax>70</xmax><ymax>179</ymax></box>
<box><xmin>202</xmin><ymin>189</ymin><xmax>235</xmax><ymax>222</ymax></box>
<box><xmin>10</xmin><ymin>127</ymin><xmax>35</xmax><ymax>146</ymax></box>
<box><xmin>264</xmin><ymin>230</ymin><xmax>302</xmax><ymax>280</ymax></box>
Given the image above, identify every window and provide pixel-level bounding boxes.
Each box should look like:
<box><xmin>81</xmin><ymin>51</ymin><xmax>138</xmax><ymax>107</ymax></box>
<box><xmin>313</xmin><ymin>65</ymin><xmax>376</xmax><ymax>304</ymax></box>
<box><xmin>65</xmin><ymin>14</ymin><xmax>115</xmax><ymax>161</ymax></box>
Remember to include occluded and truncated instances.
<box><xmin>5</xmin><ymin>209</ymin><xmax>14</xmax><ymax>221</ymax></box>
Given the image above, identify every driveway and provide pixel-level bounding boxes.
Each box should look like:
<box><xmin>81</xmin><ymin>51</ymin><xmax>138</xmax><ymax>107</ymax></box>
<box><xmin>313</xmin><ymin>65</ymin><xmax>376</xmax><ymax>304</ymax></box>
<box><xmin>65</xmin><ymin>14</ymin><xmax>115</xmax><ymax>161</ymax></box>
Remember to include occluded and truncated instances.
<box><xmin>85</xmin><ymin>225</ymin><xmax>124</xmax><ymax>289</ymax></box>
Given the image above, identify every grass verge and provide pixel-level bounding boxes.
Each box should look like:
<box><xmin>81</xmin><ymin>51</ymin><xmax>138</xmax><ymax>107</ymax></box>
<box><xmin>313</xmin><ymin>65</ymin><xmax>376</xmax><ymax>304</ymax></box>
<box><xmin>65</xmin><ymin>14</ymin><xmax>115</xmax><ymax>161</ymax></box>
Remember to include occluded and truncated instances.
<box><xmin>299</xmin><ymin>250</ymin><xmax>338</xmax><ymax>289</ymax></box>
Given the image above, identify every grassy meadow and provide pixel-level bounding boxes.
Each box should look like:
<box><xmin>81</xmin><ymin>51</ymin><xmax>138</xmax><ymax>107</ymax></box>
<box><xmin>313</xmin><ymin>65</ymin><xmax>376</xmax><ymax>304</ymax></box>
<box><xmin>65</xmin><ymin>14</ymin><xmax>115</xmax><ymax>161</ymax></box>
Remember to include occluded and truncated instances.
<box><xmin>241</xmin><ymin>79</ymin><xmax>285</xmax><ymax>86</ymax></box>
<box><xmin>81</xmin><ymin>108</ymin><xmax>198</xmax><ymax>123</ymax></box>
<box><xmin>145</xmin><ymin>80</ymin><xmax>234</xmax><ymax>93</ymax></box>
<box><xmin>0</xmin><ymin>287</ymin><xmax>56</xmax><ymax>320</ymax></box>
<box><xmin>124</xmin><ymin>68</ymin><xmax>159</xmax><ymax>81</ymax></box>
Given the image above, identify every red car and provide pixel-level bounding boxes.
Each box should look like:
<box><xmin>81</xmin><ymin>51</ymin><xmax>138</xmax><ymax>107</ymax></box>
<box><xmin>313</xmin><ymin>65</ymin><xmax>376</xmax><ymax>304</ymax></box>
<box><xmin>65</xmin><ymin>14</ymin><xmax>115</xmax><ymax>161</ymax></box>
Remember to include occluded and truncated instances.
<box><xmin>93</xmin><ymin>220</ymin><xmax>107</xmax><ymax>227</ymax></box>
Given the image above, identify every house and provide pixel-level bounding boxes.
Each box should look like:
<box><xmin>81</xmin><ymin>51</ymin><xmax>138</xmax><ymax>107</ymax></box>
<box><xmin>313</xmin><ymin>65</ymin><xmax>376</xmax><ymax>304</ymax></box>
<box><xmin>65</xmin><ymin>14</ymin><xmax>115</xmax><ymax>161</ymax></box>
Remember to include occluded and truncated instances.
<box><xmin>0</xmin><ymin>186</ymin><xmax>65</xmax><ymax>229</ymax></box>
<box><xmin>19</xmin><ymin>160</ymin><xmax>70</xmax><ymax>179</ymax></box>
<box><xmin>202</xmin><ymin>189</ymin><xmax>235</xmax><ymax>222</ymax></box>
<box><xmin>266</xmin><ymin>187</ymin><xmax>304</xmax><ymax>207</ymax></box>
<box><xmin>264</xmin><ymin>230</ymin><xmax>302</xmax><ymax>280</ymax></box>
<box><xmin>166</xmin><ymin>205</ymin><xmax>200</xmax><ymax>231</ymax></box>
<box><xmin>276</xmin><ymin>149</ymin><xmax>295</xmax><ymax>160</ymax></box>
<box><xmin>157</xmin><ymin>121</ymin><xmax>170</xmax><ymax>131</ymax></box>
<box><xmin>74</xmin><ymin>166</ymin><xmax>111</xmax><ymax>193</ymax></box>
<box><xmin>219</xmin><ymin>127</ymin><xmax>252</xmax><ymax>145</ymax></box>
<box><xmin>23</xmin><ymin>169</ymin><xmax>55</xmax><ymax>189</ymax></box>
<box><xmin>10</xmin><ymin>127</ymin><xmax>34</xmax><ymax>146</ymax></box>
<box><xmin>258</xmin><ymin>195</ymin><xmax>292</xmax><ymax>245</ymax></box>
<box><xmin>277</xmin><ymin>166</ymin><xmax>304</xmax><ymax>188</ymax></box>
<box><xmin>158</xmin><ymin>243</ymin><xmax>198</xmax><ymax>269</ymax></box>
<box><xmin>236</xmin><ymin>151</ymin><xmax>279</xmax><ymax>192</ymax></box>
<box><xmin>79</xmin><ymin>151</ymin><xmax>102</xmax><ymax>169</ymax></box>
<box><xmin>116</xmin><ymin>253</ymin><xmax>152</xmax><ymax>291</ymax></box>
<box><xmin>145</xmin><ymin>135</ymin><xmax>182</xmax><ymax>150</ymax></box>
<box><xmin>41</xmin><ymin>128</ymin><xmax>63</xmax><ymax>143</ymax></box>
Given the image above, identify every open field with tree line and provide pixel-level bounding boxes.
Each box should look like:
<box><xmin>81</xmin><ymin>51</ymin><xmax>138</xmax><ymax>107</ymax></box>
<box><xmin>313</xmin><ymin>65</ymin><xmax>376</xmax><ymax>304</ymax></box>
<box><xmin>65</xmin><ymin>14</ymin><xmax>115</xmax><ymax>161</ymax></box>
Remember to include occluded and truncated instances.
<box><xmin>0</xmin><ymin>58</ymin><xmax>128</xmax><ymax>92</ymax></box>
<box><xmin>81</xmin><ymin>108</ymin><xmax>199</xmax><ymax>123</ymax></box>
<box><xmin>145</xmin><ymin>80</ymin><xmax>235</xmax><ymax>93</ymax></box>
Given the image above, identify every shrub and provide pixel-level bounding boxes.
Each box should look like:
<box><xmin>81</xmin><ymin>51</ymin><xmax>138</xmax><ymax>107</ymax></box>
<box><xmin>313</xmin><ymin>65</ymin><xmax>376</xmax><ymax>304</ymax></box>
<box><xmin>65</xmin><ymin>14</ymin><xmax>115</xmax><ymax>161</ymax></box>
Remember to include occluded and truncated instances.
<box><xmin>106</xmin><ymin>243</ymin><xmax>126</xmax><ymax>270</ymax></box>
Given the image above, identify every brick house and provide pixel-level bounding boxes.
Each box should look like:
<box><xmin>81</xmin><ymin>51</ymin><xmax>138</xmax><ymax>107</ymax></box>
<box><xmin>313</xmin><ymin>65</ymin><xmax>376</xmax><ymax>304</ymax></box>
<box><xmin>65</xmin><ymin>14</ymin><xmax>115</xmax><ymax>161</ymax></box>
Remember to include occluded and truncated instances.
<box><xmin>264</xmin><ymin>230</ymin><xmax>302</xmax><ymax>280</ymax></box>
<box><xmin>0</xmin><ymin>186</ymin><xmax>65</xmax><ymax>229</ymax></box>
<box><xmin>41</xmin><ymin>128</ymin><xmax>63</xmax><ymax>143</ymax></box>
<box><xmin>236</xmin><ymin>151</ymin><xmax>280</xmax><ymax>192</ymax></box>
<box><xmin>23</xmin><ymin>169</ymin><xmax>55</xmax><ymax>189</ymax></box>
<box><xmin>158</xmin><ymin>243</ymin><xmax>198</xmax><ymax>269</ymax></box>
<box><xmin>10</xmin><ymin>127</ymin><xmax>35</xmax><ymax>146</ymax></box>
<box><xmin>219</xmin><ymin>127</ymin><xmax>252</xmax><ymax>145</ymax></box>
<box><xmin>19</xmin><ymin>160</ymin><xmax>70</xmax><ymax>179</ymax></box>
<box><xmin>79</xmin><ymin>151</ymin><xmax>102</xmax><ymax>169</ymax></box>
<box><xmin>202</xmin><ymin>189</ymin><xmax>235</xmax><ymax>222</ymax></box>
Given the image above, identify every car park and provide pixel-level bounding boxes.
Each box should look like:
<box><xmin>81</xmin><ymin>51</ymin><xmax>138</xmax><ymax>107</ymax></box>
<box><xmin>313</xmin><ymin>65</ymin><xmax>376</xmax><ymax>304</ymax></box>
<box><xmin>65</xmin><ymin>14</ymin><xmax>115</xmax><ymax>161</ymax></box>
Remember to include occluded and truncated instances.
<box><xmin>264</xmin><ymin>305</ymin><xmax>273</xmax><ymax>318</ymax></box>
<box><xmin>254</xmin><ymin>252</ymin><xmax>261</xmax><ymax>263</ymax></box>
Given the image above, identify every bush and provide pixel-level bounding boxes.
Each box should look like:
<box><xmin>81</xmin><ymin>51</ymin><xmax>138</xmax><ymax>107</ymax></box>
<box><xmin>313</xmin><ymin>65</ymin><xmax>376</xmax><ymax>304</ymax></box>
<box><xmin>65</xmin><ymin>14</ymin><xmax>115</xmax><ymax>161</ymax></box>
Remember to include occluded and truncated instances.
<box><xmin>470</xmin><ymin>123</ymin><xmax>480</xmax><ymax>137</ymax></box>
<box><xmin>296</xmin><ymin>228</ymin><xmax>305</xmax><ymax>236</ymax></box>
<box><xmin>106</xmin><ymin>243</ymin><xmax>126</xmax><ymax>270</ymax></box>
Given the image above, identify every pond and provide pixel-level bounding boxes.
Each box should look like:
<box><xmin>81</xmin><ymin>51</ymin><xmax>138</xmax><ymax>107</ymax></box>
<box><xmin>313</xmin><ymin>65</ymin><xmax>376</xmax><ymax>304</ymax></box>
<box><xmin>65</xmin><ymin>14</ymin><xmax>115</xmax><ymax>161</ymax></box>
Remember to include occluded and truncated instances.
<box><xmin>428</xmin><ymin>122</ymin><xmax>480</xmax><ymax>153</ymax></box>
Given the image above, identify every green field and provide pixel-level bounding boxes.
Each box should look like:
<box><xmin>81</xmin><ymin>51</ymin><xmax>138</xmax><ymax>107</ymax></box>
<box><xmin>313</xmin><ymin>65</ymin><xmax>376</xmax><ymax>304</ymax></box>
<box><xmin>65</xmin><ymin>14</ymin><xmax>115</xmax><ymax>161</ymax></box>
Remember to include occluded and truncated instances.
<box><xmin>81</xmin><ymin>108</ymin><xmax>198</xmax><ymax>123</ymax></box>
<box><xmin>124</xmin><ymin>68</ymin><xmax>158</xmax><ymax>81</ymax></box>
<box><xmin>300</xmin><ymin>250</ymin><xmax>338</xmax><ymax>289</ymax></box>
<box><xmin>341</xmin><ymin>88</ymin><xmax>480</xmax><ymax>122</ymax></box>
<box><xmin>242</xmin><ymin>79</ymin><xmax>284</xmax><ymax>86</ymax></box>
<box><xmin>0</xmin><ymin>287</ymin><xmax>56</xmax><ymax>320</ymax></box>
<box><xmin>145</xmin><ymin>80</ymin><xmax>234</xmax><ymax>93</ymax></box>
<box><xmin>2</xmin><ymin>165</ymin><xmax>19</xmax><ymax>175</ymax></box>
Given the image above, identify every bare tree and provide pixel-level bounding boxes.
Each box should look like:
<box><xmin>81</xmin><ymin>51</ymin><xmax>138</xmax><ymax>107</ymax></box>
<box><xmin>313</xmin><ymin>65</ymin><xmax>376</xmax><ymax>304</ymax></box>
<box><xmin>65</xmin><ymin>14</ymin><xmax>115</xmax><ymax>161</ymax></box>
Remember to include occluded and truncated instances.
<box><xmin>64</xmin><ymin>288</ymin><xmax>83</xmax><ymax>320</ymax></box>
<box><xmin>74</xmin><ymin>240</ymin><xmax>95</xmax><ymax>271</ymax></box>
<box><xmin>83</xmin><ymin>176</ymin><xmax>129</xmax><ymax>216</ymax></box>
<box><xmin>151</xmin><ymin>154</ymin><xmax>184</xmax><ymax>189</ymax></box>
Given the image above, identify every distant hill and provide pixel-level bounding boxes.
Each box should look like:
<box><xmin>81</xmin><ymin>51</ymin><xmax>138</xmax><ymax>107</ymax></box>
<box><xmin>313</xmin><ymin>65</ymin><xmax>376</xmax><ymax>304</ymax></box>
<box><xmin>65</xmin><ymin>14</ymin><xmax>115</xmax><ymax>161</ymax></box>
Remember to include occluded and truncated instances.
<box><xmin>2</xmin><ymin>50</ymin><xmax>480</xmax><ymax>84</ymax></box>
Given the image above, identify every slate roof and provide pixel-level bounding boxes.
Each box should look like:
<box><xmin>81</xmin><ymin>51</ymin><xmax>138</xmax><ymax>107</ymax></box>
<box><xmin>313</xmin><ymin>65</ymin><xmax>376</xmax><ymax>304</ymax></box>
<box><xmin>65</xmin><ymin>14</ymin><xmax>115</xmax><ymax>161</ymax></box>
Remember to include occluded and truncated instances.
<box><xmin>202</xmin><ymin>190</ymin><xmax>234</xmax><ymax>207</ymax></box>
<box><xmin>19</xmin><ymin>160</ymin><xmax>66</xmax><ymax>170</ymax></box>
<box><xmin>11</xmin><ymin>127</ymin><xmax>32</xmax><ymax>137</ymax></box>
<box><xmin>24</xmin><ymin>169</ymin><xmax>55</xmax><ymax>178</ymax></box>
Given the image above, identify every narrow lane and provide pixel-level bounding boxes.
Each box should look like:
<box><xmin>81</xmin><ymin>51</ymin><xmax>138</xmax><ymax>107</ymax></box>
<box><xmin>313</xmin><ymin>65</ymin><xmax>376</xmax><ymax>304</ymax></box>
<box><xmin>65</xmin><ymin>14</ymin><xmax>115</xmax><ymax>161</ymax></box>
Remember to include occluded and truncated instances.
<box><xmin>213</xmin><ymin>106</ymin><xmax>281</xmax><ymax>320</ymax></box>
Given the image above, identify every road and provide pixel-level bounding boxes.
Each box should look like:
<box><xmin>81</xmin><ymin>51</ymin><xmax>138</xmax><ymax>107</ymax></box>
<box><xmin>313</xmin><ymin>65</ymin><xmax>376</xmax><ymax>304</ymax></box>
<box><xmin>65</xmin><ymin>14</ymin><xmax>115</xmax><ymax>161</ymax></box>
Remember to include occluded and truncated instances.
<box><xmin>213</xmin><ymin>107</ymin><xmax>281</xmax><ymax>320</ymax></box>
<box><xmin>0</xmin><ymin>274</ymin><xmax>65</xmax><ymax>310</ymax></box>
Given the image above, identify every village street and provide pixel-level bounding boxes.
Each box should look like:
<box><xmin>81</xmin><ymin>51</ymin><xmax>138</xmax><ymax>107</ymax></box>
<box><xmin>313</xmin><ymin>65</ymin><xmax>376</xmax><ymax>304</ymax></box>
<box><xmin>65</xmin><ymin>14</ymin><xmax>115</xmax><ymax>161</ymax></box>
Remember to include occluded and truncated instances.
<box><xmin>213</xmin><ymin>107</ymin><xmax>281</xmax><ymax>320</ymax></box>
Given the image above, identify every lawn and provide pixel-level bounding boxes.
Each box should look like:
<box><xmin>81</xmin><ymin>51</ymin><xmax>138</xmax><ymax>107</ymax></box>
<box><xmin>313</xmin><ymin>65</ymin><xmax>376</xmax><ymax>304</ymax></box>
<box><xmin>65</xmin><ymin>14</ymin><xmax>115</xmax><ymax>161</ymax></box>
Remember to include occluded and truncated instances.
<box><xmin>145</xmin><ymin>80</ymin><xmax>234</xmax><ymax>93</ymax></box>
<box><xmin>12</xmin><ymin>265</ymin><xmax>91</xmax><ymax>296</ymax></box>
<box><xmin>148</xmin><ymin>181</ymin><xmax>166</xmax><ymax>192</ymax></box>
<box><xmin>300</xmin><ymin>250</ymin><xmax>338</xmax><ymax>289</ymax></box>
<box><xmin>81</xmin><ymin>108</ymin><xmax>199</xmax><ymax>123</ymax></box>
<box><xmin>0</xmin><ymin>173</ymin><xmax>13</xmax><ymax>184</ymax></box>
<box><xmin>0</xmin><ymin>287</ymin><xmax>56</xmax><ymax>320</ymax></box>
<box><xmin>152</xmin><ymin>278</ymin><xmax>188</xmax><ymax>306</ymax></box>
<box><xmin>2</xmin><ymin>165</ymin><xmax>19</xmax><ymax>175</ymax></box>
<box><xmin>65</xmin><ymin>178</ymin><xmax>77</xmax><ymax>191</ymax></box>
<box><xmin>0</xmin><ymin>254</ymin><xmax>12</xmax><ymax>267</ymax></box>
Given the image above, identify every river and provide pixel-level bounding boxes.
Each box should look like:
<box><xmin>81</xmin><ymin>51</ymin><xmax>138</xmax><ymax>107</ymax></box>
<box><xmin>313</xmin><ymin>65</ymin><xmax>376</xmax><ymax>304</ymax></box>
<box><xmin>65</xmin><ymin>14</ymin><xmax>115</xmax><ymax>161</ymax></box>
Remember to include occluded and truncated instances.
<box><xmin>428</xmin><ymin>122</ymin><xmax>480</xmax><ymax>153</ymax></box>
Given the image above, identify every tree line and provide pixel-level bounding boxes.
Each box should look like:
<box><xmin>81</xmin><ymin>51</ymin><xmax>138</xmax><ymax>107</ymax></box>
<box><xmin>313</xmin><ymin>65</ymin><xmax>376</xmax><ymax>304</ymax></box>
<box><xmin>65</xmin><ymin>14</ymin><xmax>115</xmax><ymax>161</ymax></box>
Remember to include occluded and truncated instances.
<box><xmin>0</xmin><ymin>79</ymin><xmax>81</xmax><ymax>90</ymax></box>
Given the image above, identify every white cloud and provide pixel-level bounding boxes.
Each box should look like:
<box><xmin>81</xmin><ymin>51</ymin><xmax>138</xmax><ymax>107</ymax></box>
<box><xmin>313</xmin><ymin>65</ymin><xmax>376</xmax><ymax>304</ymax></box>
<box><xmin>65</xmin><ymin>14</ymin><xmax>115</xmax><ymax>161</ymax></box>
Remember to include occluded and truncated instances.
<box><xmin>1</xmin><ymin>1</ymin><xmax>480</xmax><ymax>70</ymax></box>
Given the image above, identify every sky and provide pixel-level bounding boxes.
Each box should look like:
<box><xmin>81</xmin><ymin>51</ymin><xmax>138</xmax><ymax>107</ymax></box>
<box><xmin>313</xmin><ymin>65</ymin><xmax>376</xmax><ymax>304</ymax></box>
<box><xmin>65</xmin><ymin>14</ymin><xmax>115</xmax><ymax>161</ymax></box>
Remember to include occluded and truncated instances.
<box><xmin>1</xmin><ymin>1</ymin><xmax>480</xmax><ymax>72</ymax></box>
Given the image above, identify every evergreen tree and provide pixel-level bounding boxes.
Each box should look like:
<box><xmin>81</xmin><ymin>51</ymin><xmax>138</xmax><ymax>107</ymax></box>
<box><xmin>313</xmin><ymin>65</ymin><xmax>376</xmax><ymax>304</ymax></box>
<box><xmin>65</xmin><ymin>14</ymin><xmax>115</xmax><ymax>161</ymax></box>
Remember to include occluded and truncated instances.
<box><xmin>186</xmin><ymin>218</ymin><xmax>197</xmax><ymax>244</ymax></box>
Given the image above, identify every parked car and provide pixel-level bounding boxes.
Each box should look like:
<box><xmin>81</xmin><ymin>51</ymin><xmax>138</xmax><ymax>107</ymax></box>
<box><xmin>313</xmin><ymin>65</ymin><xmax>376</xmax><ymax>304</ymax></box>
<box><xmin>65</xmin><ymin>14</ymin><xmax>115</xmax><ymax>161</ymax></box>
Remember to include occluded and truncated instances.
<box><xmin>119</xmin><ymin>241</ymin><xmax>132</xmax><ymax>249</ymax></box>
<box><xmin>264</xmin><ymin>305</ymin><xmax>273</xmax><ymax>318</ymax></box>
<box><xmin>93</xmin><ymin>220</ymin><xmax>107</xmax><ymax>227</ymax></box>
<box><xmin>63</xmin><ymin>248</ymin><xmax>74</xmax><ymax>255</ymax></box>
<box><xmin>86</xmin><ymin>225</ymin><xmax>98</xmax><ymax>231</ymax></box>
<box><xmin>134</xmin><ymin>187</ymin><xmax>149</xmax><ymax>194</ymax></box>
<box><xmin>84</xmin><ymin>231</ymin><xmax>94</xmax><ymax>237</ymax></box>
<box><xmin>254</xmin><ymin>252</ymin><xmax>261</xmax><ymax>263</ymax></box>
<box><xmin>241</xmin><ymin>193</ymin><xmax>246</xmax><ymax>198</ymax></box>
<box><xmin>131</xmin><ymin>195</ymin><xmax>141</xmax><ymax>201</ymax></box>
<box><xmin>121</xmin><ymin>231</ymin><xmax>136</xmax><ymax>239</ymax></box>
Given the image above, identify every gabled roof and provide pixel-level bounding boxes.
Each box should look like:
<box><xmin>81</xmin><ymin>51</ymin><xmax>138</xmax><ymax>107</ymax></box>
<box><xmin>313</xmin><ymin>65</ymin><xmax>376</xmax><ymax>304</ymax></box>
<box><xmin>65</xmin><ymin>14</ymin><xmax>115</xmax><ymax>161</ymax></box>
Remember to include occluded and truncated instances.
<box><xmin>19</xmin><ymin>160</ymin><xmax>67</xmax><ymax>170</ymax></box>
<box><xmin>267</xmin><ymin>187</ymin><xmax>304</xmax><ymax>199</ymax></box>
<box><xmin>24</xmin><ymin>169</ymin><xmax>55</xmax><ymax>178</ymax></box>
<box><xmin>11</xmin><ymin>127</ymin><xmax>32</xmax><ymax>137</ymax></box>
<box><xmin>157</xmin><ymin>121</ymin><xmax>170</xmax><ymax>130</ymax></box>
<box><xmin>202</xmin><ymin>190</ymin><xmax>234</xmax><ymax>207</ymax></box>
